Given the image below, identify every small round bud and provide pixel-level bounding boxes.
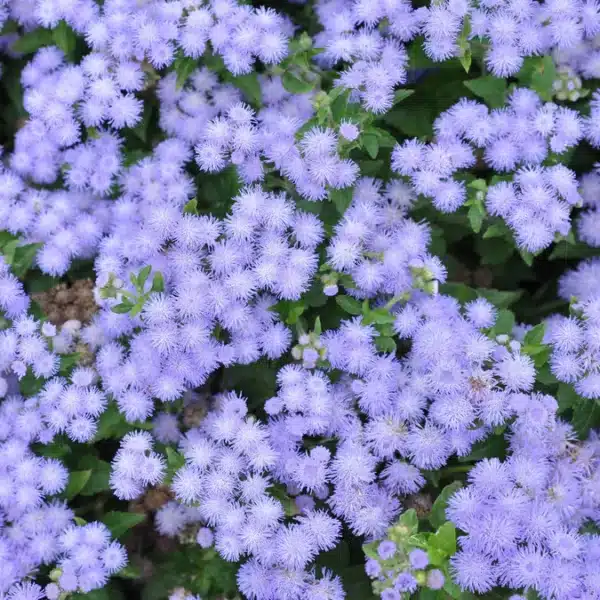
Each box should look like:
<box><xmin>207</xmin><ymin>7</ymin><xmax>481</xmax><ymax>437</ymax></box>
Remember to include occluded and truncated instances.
<box><xmin>340</xmin><ymin>121</ymin><xmax>360</xmax><ymax>142</ymax></box>
<box><xmin>509</xmin><ymin>340</ymin><xmax>521</xmax><ymax>352</ymax></box>
<box><xmin>303</xmin><ymin>348</ymin><xmax>319</xmax><ymax>363</ymax></box>
<box><xmin>45</xmin><ymin>583</ymin><xmax>61</xmax><ymax>600</ymax></box>
<box><xmin>196</xmin><ymin>527</ymin><xmax>214</xmax><ymax>548</ymax></box>
<box><xmin>323</xmin><ymin>283</ymin><xmax>339</xmax><ymax>296</ymax></box>
<box><xmin>42</xmin><ymin>322</ymin><xmax>57</xmax><ymax>337</ymax></box>
<box><xmin>62</xmin><ymin>319</ymin><xmax>82</xmax><ymax>334</ymax></box>
<box><xmin>426</xmin><ymin>569</ymin><xmax>445</xmax><ymax>590</ymax></box>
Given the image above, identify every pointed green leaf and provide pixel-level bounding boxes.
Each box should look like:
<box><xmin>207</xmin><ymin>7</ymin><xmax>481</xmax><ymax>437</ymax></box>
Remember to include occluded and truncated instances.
<box><xmin>52</xmin><ymin>20</ymin><xmax>77</xmax><ymax>59</ymax></box>
<box><xmin>375</xmin><ymin>336</ymin><xmax>396</xmax><ymax>353</ymax></box>
<box><xmin>523</xmin><ymin>323</ymin><xmax>546</xmax><ymax>346</ymax></box>
<box><xmin>112</xmin><ymin>302</ymin><xmax>133</xmax><ymax>314</ymax></box>
<box><xmin>464</xmin><ymin>76</ymin><xmax>507</xmax><ymax>108</ymax></box>
<box><xmin>361</xmin><ymin>134</ymin><xmax>379</xmax><ymax>159</ymax></box>
<box><xmin>330</xmin><ymin>187</ymin><xmax>354</xmax><ymax>214</ymax></box>
<box><xmin>493</xmin><ymin>309</ymin><xmax>515</xmax><ymax>335</ymax></box>
<box><xmin>62</xmin><ymin>470</ymin><xmax>93</xmax><ymax>500</ymax></box>
<box><xmin>231</xmin><ymin>73</ymin><xmax>262</xmax><ymax>106</ymax></box>
<box><xmin>393</xmin><ymin>89</ymin><xmax>414</xmax><ymax>104</ymax></box>
<box><xmin>151</xmin><ymin>272</ymin><xmax>165</xmax><ymax>293</ymax></box>
<box><xmin>282</xmin><ymin>71</ymin><xmax>316</xmax><ymax>94</ymax></box>
<box><xmin>335</xmin><ymin>295</ymin><xmax>362</xmax><ymax>315</ymax></box>
<box><xmin>11</xmin><ymin>28</ymin><xmax>53</xmax><ymax>54</ymax></box>
<box><xmin>102</xmin><ymin>511</ymin><xmax>146</xmax><ymax>538</ymax></box>
<box><xmin>174</xmin><ymin>56</ymin><xmax>198</xmax><ymax>89</ymax></box>
<box><xmin>183</xmin><ymin>197</ymin><xmax>198</xmax><ymax>215</ymax></box>
<box><xmin>430</xmin><ymin>521</ymin><xmax>457</xmax><ymax>556</ymax></box>
<box><xmin>137</xmin><ymin>265</ymin><xmax>152</xmax><ymax>289</ymax></box>
<box><xmin>12</xmin><ymin>243</ymin><xmax>43</xmax><ymax>278</ymax></box>
<box><xmin>430</xmin><ymin>481</ymin><xmax>463</xmax><ymax>529</ymax></box>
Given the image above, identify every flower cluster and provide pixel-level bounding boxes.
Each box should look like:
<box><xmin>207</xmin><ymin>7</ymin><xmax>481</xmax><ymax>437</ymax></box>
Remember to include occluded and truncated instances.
<box><xmin>392</xmin><ymin>89</ymin><xmax>583</xmax><ymax>251</ymax></box>
<box><xmin>448</xmin><ymin>399</ymin><xmax>600</xmax><ymax>599</ymax></box>
<box><xmin>546</xmin><ymin>296</ymin><xmax>600</xmax><ymax>399</ymax></box>
<box><xmin>2</xmin><ymin>0</ymin><xmax>600</xmax><ymax>598</ymax></box>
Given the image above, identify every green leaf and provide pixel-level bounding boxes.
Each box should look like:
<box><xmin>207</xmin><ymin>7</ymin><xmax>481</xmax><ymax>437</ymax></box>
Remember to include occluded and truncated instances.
<box><xmin>78</xmin><ymin>457</ymin><xmax>111</xmax><ymax>496</ymax></box>
<box><xmin>52</xmin><ymin>20</ymin><xmax>77</xmax><ymax>59</ymax></box>
<box><xmin>467</xmin><ymin>203</ymin><xmax>485</xmax><ymax>233</ymax></box>
<box><xmin>464</xmin><ymin>76</ymin><xmax>507</xmax><ymax>108</ymax></box>
<box><xmin>572</xmin><ymin>399</ymin><xmax>600</xmax><ymax>439</ymax></box>
<box><xmin>523</xmin><ymin>323</ymin><xmax>546</xmax><ymax>346</ymax></box>
<box><xmin>116</xmin><ymin>564</ymin><xmax>143</xmax><ymax>580</ymax></box>
<box><xmin>418</xmin><ymin>590</ymin><xmax>446</xmax><ymax>600</ymax></box>
<box><xmin>336</xmin><ymin>295</ymin><xmax>362</xmax><ymax>315</ymax></box>
<box><xmin>393</xmin><ymin>89</ymin><xmax>414</xmax><ymax>104</ymax></box>
<box><xmin>397</xmin><ymin>508</ymin><xmax>419</xmax><ymax>535</ymax></box>
<box><xmin>383</xmin><ymin>106</ymin><xmax>433</xmax><ymax>139</ymax></box>
<box><xmin>151</xmin><ymin>272</ymin><xmax>165</xmax><ymax>293</ymax></box>
<box><xmin>557</xmin><ymin>383</ymin><xmax>579</xmax><ymax>414</ymax></box>
<box><xmin>282</xmin><ymin>71</ymin><xmax>316</xmax><ymax>94</ymax></box>
<box><xmin>375</xmin><ymin>336</ymin><xmax>396</xmax><ymax>353</ymax></box>
<box><xmin>12</xmin><ymin>243</ymin><xmax>43</xmax><ymax>278</ymax></box>
<box><xmin>164</xmin><ymin>446</ymin><xmax>186</xmax><ymax>484</ymax></box>
<box><xmin>1</xmin><ymin>239</ymin><xmax>19</xmax><ymax>265</ymax></box>
<box><xmin>478</xmin><ymin>237</ymin><xmax>515</xmax><ymax>265</ymax></box>
<box><xmin>459</xmin><ymin>50</ymin><xmax>472</xmax><ymax>73</ymax></box>
<box><xmin>314</xmin><ymin>316</ymin><xmax>322</xmax><ymax>336</ymax></box>
<box><xmin>467</xmin><ymin>179</ymin><xmax>488</xmax><ymax>191</ymax></box>
<box><xmin>361</xmin><ymin>134</ymin><xmax>379</xmax><ymax>159</ymax></box>
<box><xmin>166</xmin><ymin>446</ymin><xmax>185</xmax><ymax>470</ymax></box>
<box><xmin>59</xmin><ymin>352</ymin><xmax>80</xmax><ymax>376</ymax></box>
<box><xmin>112</xmin><ymin>302</ymin><xmax>133</xmax><ymax>314</ymax></box>
<box><xmin>517</xmin><ymin>56</ymin><xmax>557</xmax><ymax>102</ymax></box>
<box><xmin>174</xmin><ymin>56</ymin><xmax>198</xmax><ymax>89</ymax></box>
<box><xmin>444</xmin><ymin>579</ymin><xmax>471</xmax><ymax>600</ymax></box>
<box><xmin>430</xmin><ymin>481</ymin><xmax>463</xmax><ymax>529</ymax></box>
<box><xmin>62</xmin><ymin>470</ymin><xmax>93</xmax><ymax>500</ymax></box>
<box><xmin>440</xmin><ymin>283</ymin><xmax>478</xmax><ymax>304</ymax></box>
<box><xmin>34</xmin><ymin>438</ymin><xmax>71</xmax><ymax>459</ymax></box>
<box><xmin>137</xmin><ymin>265</ymin><xmax>152</xmax><ymax>289</ymax></box>
<box><xmin>285</xmin><ymin>303</ymin><xmax>306</xmax><ymax>325</ymax></box>
<box><xmin>94</xmin><ymin>402</ymin><xmax>151</xmax><ymax>440</ymax></box>
<box><xmin>19</xmin><ymin>370</ymin><xmax>45</xmax><ymax>397</ymax></box>
<box><xmin>330</xmin><ymin>187</ymin><xmax>354</xmax><ymax>214</ymax></box>
<box><xmin>493</xmin><ymin>309</ymin><xmax>515</xmax><ymax>335</ymax></box>
<box><xmin>429</xmin><ymin>521</ymin><xmax>457</xmax><ymax>556</ymax></box>
<box><xmin>483</xmin><ymin>222</ymin><xmax>511</xmax><ymax>239</ymax></box>
<box><xmin>183</xmin><ymin>197</ymin><xmax>198</xmax><ymax>215</ymax></box>
<box><xmin>0</xmin><ymin>231</ymin><xmax>18</xmax><ymax>250</ymax></box>
<box><xmin>331</xmin><ymin>91</ymin><xmax>350</xmax><ymax>122</ymax></box>
<box><xmin>477</xmin><ymin>288</ymin><xmax>523</xmax><ymax>309</ymax></box>
<box><xmin>11</xmin><ymin>27</ymin><xmax>53</xmax><ymax>54</ymax></box>
<box><xmin>230</xmin><ymin>73</ymin><xmax>262</xmax><ymax>106</ymax></box>
<box><xmin>519</xmin><ymin>248</ymin><xmax>534</xmax><ymax>266</ymax></box>
<box><xmin>549</xmin><ymin>241</ymin><xmax>600</xmax><ymax>261</ymax></box>
<box><xmin>458</xmin><ymin>433</ymin><xmax>507</xmax><ymax>463</ymax></box>
<box><xmin>130</xmin><ymin>300</ymin><xmax>145</xmax><ymax>317</ymax></box>
<box><xmin>131</xmin><ymin>103</ymin><xmax>153</xmax><ymax>144</ymax></box>
<box><xmin>102</xmin><ymin>511</ymin><xmax>146</xmax><ymax>538</ymax></box>
<box><xmin>369</xmin><ymin>127</ymin><xmax>398</xmax><ymax>149</ymax></box>
<box><xmin>537</xmin><ymin>364</ymin><xmax>558</xmax><ymax>386</ymax></box>
<box><xmin>365</xmin><ymin>309</ymin><xmax>396</xmax><ymax>325</ymax></box>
